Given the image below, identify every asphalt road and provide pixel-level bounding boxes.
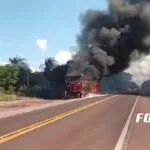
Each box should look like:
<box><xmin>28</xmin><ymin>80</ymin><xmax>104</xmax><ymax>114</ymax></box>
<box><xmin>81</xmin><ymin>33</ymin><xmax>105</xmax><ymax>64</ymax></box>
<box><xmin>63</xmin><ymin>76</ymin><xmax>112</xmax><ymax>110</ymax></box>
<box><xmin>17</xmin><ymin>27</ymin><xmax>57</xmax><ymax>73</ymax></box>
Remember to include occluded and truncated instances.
<box><xmin>0</xmin><ymin>95</ymin><xmax>149</xmax><ymax>150</ymax></box>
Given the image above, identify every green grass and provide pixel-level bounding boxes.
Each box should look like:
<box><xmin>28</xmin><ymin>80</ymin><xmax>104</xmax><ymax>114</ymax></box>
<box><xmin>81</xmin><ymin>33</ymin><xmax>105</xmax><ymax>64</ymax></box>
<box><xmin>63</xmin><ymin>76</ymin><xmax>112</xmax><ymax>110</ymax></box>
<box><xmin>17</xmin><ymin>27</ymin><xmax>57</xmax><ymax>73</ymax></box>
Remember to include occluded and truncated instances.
<box><xmin>0</xmin><ymin>93</ymin><xmax>17</xmax><ymax>101</ymax></box>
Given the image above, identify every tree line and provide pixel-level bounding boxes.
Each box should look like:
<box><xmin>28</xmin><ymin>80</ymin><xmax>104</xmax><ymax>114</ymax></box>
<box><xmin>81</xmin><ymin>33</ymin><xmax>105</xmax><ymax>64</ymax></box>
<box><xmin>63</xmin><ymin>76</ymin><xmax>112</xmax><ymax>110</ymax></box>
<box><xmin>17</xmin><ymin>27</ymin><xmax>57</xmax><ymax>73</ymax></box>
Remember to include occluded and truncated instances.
<box><xmin>0</xmin><ymin>56</ymin><xmax>70</xmax><ymax>99</ymax></box>
<box><xmin>1</xmin><ymin>55</ymin><xmax>149</xmax><ymax>99</ymax></box>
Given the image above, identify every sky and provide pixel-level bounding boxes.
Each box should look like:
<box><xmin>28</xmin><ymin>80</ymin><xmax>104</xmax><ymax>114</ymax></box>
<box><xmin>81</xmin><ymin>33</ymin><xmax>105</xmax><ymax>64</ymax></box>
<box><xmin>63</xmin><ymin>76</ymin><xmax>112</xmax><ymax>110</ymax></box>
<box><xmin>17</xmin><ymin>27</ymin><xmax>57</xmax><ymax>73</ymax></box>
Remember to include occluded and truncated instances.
<box><xmin>0</xmin><ymin>0</ymin><xmax>108</xmax><ymax>71</ymax></box>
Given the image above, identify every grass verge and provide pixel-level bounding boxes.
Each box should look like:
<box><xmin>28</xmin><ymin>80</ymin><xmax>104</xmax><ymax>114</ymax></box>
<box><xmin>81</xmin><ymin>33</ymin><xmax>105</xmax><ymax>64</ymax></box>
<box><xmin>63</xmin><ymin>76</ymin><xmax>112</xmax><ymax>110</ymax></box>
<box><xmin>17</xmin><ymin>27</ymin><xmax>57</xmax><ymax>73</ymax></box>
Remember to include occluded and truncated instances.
<box><xmin>0</xmin><ymin>93</ymin><xmax>17</xmax><ymax>101</ymax></box>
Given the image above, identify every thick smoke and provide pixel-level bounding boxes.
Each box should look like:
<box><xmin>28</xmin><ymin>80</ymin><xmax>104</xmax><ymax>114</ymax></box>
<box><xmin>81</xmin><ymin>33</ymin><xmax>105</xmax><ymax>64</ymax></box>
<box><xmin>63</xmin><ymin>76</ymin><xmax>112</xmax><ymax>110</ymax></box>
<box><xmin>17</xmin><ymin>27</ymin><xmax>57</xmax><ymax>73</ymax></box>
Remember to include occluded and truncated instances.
<box><xmin>125</xmin><ymin>54</ymin><xmax>150</xmax><ymax>86</ymax></box>
<box><xmin>67</xmin><ymin>0</ymin><xmax>150</xmax><ymax>80</ymax></box>
<box><xmin>100</xmin><ymin>72</ymin><xmax>138</xmax><ymax>93</ymax></box>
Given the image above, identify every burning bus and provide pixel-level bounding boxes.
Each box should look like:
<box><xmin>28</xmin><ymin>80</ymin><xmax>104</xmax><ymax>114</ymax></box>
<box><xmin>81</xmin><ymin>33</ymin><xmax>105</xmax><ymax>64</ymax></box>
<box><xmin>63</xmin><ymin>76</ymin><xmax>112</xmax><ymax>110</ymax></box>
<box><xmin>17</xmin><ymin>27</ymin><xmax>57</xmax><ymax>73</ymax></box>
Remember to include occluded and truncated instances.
<box><xmin>64</xmin><ymin>73</ymin><xmax>100</xmax><ymax>99</ymax></box>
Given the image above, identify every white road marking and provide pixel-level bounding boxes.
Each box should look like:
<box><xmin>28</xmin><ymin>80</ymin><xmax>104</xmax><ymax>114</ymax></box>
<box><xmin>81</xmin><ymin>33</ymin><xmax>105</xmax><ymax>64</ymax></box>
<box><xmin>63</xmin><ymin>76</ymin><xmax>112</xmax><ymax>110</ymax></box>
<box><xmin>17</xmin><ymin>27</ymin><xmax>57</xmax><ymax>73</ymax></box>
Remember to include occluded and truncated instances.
<box><xmin>114</xmin><ymin>95</ymin><xmax>139</xmax><ymax>150</ymax></box>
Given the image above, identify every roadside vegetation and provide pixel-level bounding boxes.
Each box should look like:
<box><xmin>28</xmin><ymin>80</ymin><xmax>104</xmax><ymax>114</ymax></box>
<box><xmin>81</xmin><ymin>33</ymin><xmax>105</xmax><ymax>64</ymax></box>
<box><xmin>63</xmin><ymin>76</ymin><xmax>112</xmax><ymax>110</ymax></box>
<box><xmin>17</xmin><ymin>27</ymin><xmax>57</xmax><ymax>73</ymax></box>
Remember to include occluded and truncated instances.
<box><xmin>0</xmin><ymin>56</ymin><xmax>70</xmax><ymax>101</ymax></box>
<box><xmin>0</xmin><ymin>92</ymin><xmax>17</xmax><ymax>101</ymax></box>
<box><xmin>0</xmin><ymin>55</ymin><xmax>148</xmax><ymax>101</ymax></box>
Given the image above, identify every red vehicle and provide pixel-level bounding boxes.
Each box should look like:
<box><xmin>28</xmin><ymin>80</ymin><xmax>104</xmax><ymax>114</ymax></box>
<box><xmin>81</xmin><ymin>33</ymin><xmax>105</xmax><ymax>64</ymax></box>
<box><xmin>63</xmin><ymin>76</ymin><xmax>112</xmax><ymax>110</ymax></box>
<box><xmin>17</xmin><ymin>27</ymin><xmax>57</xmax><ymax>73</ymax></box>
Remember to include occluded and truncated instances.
<box><xmin>64</xmin><ymin>74</ymin><xmax>100</xmax><ymax>99</ymax></box>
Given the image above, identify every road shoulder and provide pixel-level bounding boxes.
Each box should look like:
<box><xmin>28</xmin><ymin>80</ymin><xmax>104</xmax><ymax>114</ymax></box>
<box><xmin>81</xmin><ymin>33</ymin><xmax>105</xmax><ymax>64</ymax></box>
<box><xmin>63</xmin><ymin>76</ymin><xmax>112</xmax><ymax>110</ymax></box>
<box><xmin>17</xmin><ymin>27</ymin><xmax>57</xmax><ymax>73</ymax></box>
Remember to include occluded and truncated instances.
<box><xmin>0</xmin><ymin>95</ymin><xmax>108</xmax><ymax>119</ymax></box>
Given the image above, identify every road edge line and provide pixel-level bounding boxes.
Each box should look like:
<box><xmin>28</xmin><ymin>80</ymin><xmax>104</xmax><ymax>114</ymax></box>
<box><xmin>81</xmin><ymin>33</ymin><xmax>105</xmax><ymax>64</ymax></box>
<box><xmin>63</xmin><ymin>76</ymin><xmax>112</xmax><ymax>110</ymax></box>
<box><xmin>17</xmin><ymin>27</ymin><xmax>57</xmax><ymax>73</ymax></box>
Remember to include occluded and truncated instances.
<box><xmin>114</xmin><ymin>95</ymin><xmax>139</xmax><ymax>150</ymax></box>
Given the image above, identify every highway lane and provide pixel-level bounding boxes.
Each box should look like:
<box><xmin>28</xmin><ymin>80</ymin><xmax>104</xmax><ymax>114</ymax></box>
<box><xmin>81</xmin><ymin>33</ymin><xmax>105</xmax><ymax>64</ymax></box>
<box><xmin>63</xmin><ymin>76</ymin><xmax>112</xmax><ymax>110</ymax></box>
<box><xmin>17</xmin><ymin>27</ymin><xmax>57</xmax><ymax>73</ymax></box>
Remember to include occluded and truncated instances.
<box><xmin>0</xmin><ymin>96</ymin><xmax>111</xmax><ymax>136</ymax></box>
<box><xmin>0</xmin><ymin>95</ymin><xmax>137</xmax><ymax>150</ymax></box>
<box><xmin>123</xmin><ymin>96</ymin><xmax>150</xmax><ymax>150</ymax></box>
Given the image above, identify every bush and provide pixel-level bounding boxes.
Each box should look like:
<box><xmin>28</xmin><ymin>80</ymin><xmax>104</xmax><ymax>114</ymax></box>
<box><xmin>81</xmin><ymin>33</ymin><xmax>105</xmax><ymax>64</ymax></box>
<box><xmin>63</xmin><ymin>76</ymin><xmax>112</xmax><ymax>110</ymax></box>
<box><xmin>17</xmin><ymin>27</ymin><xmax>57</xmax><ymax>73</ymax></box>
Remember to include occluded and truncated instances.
<box><xmin>17</xmin><ymin>85</ymin><xmax>28</xmax><ymax>96</ymax></box>
<box><xmin>26</xmin><ymin>85</ymin><xmax>65</xmax><ymax>99</ymax></box>
<box><xmin>19</xmin><ymin>85</ymin><xmax>28</xmax><ymax>92</ymax></box>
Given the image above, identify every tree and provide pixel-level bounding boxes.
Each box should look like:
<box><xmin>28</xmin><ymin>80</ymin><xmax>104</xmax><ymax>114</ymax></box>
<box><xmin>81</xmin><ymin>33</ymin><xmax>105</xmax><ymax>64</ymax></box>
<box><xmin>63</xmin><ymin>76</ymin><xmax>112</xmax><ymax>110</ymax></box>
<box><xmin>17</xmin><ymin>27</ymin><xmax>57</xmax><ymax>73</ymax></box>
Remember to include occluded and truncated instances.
<box><xmin>100</xmin><ymin>72</ymin><xmax>138</xmax><ymax>93</ymax></box>
<box><xmin>140</xmin><ymin>80</ymin><xmax>150</xmax><ymax>94</ymax></box>
<box><xmin>44</xmin><ymin>57</ymin><xmax>57</xmax><ymax>83</ymax></box>
<box><xmin>51</xmin><ymin>64</ymin><xmax>68</xmax><ymax>86</ymax></box>
<box><xmin>30</xmin><ymin>72</ymin><xmax>47</xmax><ymax>87</ymax></box>
<box><xmin>0</xmin><ymin>65</ymin><xmax>19</xmax><ymax>93</ymax></box>
<box><xmin>9</xmin><ymin>56</ymin><xmax>29</xmax><ymax>69</ymax></box>
<box><xmin>9</xmin><ymin>56</ymin><xmax>30</xmax><ymax>91</ymax></box>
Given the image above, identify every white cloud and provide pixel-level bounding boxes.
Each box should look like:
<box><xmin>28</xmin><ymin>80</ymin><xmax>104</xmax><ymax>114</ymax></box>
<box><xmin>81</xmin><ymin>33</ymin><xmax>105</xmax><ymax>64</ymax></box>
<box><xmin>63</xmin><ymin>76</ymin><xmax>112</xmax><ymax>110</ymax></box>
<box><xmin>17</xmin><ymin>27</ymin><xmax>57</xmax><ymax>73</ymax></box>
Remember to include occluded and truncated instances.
<box><xmin>125</xmin><ymin>54</ymin><xmax>150</xmax><ymax>86</ymax></box>
<box><xmin>55</xmin><ymin>50</ymin><xmax>76</xmax><ymax>65</ymax></box>
<box><xmin>0</xmin><ymin>61</ymin><xmax>9</xmax><ymax>66</ymax></box>
<box><xmin>36</xmin><ymin>39</ymin><xmax>48</xmax><ymax>50</ymax></box>
<box><xmin>30</xmin><ymin>66</ymin><xmax>40</xmax><ymax>72</ymax></box>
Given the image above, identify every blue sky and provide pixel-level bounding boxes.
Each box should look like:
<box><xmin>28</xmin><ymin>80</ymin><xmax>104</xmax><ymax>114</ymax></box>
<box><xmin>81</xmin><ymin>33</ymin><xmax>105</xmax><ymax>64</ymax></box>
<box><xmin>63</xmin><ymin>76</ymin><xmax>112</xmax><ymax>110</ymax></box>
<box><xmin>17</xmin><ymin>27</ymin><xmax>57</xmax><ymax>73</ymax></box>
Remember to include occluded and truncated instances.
<box><xmin>0</xmin><ymin>0</ymin><xmax>107</xmax><ymax>71</ymax></box>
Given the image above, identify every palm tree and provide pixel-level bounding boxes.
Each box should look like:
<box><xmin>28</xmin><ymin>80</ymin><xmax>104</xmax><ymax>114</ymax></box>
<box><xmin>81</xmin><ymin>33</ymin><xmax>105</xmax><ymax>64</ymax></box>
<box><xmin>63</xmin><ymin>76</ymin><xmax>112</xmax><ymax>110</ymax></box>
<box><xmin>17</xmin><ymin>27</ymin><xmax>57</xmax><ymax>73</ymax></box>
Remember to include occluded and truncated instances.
<box><xmin>9</xmin><ymin>56</ymin><xmax>29</xmax><ymax>69</ymax></box>
<box><xmin>9</xmin><ymin>56</ymin><xmax>30</xmax><ymax>89</ymax></box>
<box><xmin>43</xmin><ymin>57</ymin><xmax>57</xmax><ymax>85</ymax></box>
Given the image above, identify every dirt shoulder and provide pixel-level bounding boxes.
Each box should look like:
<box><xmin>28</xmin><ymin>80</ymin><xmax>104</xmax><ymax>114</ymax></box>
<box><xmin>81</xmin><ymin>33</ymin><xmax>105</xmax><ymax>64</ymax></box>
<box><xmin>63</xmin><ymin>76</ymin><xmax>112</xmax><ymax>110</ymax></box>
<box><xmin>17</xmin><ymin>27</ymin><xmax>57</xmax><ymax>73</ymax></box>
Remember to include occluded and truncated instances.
<box><xmin>0</xmin><ymin>95</ymin><xmax>108</xmax><ymax>119</ymax></box>
<box><xmin>0</xmin><ymin>98</ymin><xmax>52</xmax><ymax>113</ymax></box>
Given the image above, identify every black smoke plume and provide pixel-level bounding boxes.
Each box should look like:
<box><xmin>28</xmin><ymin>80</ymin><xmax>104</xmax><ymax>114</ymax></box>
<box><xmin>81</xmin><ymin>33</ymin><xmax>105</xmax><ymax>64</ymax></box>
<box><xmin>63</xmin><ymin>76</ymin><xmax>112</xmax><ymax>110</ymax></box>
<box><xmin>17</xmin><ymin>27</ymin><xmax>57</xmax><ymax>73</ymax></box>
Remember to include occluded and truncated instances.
<box><xmin>67</xmin><ymin>0</ymin><xmax>150</xmax><ymax>80</ymax></box>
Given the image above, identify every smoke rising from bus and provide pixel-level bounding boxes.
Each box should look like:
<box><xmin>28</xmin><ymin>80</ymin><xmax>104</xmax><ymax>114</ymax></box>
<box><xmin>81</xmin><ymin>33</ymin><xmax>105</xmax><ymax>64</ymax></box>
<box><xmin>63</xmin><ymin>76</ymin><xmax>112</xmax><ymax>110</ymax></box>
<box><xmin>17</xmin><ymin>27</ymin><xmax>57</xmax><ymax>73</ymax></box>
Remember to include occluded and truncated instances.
<box><xmin>67</xmin><ymin>0</ymin><xmax>150</xmax><ymax>80</ymax></box>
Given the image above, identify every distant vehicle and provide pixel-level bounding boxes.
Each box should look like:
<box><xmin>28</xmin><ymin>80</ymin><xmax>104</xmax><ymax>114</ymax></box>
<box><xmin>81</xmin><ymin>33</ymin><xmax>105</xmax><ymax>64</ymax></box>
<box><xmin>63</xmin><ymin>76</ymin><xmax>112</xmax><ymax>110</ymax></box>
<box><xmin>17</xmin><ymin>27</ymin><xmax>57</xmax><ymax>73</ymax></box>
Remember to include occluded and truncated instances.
<box><xmin>64</xmin><ymin>74</ymin><xmax>100</xmax><ymax>99</ymax></box>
